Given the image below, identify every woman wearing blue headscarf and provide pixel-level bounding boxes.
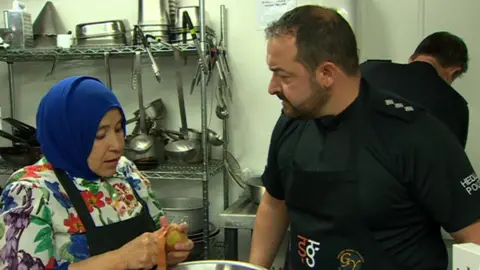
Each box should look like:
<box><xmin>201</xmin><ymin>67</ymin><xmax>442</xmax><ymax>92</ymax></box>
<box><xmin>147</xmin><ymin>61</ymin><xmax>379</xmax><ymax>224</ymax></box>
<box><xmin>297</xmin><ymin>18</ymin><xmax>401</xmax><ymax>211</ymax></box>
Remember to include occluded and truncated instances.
<box><xmin>0</xmin><ymin>76</ymin><xmax>193</xmax><ymax>269</ymax></box>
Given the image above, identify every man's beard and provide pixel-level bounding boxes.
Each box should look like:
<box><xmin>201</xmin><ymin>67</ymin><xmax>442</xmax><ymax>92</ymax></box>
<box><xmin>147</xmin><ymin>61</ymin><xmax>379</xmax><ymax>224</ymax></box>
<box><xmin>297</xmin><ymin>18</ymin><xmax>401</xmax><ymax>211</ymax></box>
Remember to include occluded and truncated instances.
<box><xmin>278</xmin><ymin>79</ymin><xmax>331</xmax><ymax>119</ymax></box>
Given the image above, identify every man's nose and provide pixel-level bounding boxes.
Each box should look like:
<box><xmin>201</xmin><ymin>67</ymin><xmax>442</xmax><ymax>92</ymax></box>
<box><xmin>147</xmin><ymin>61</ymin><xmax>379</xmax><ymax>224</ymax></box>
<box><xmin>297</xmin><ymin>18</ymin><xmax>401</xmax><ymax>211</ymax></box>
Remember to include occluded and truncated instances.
<box><xmin>268</xmin><ymin>77</ymin><xmax>280</xmax><ymax>95</ymax></box>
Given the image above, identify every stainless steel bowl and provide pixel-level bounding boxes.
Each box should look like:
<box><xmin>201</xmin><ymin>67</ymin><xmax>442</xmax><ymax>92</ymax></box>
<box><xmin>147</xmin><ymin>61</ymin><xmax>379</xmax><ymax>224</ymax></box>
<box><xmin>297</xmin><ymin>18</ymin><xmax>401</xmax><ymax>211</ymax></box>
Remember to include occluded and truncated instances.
<box><xmin>247</xmin><ymin>177</ymin><xmax>265</xmax><ymax>205</ymax></box>
<box><xmin>170</xmin><ymin>260</ymin><xmax>268</xmax><ymax>270</ymax></box>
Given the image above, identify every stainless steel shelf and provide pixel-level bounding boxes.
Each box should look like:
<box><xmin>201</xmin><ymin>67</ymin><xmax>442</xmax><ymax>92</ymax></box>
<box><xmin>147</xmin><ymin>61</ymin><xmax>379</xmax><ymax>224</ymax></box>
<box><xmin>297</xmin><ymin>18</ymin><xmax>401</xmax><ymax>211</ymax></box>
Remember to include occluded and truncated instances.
<box><xmin>141</xmin><ymin>159</ymin><xmax>223</xmax><ymax>180</ymax></box>
<box><xmin>219</xmin><ymin>196</ymin><xmax>259</xmax><ymax>230</ymax></box>
<box><xmin>0</xmin><ymin>159</ymin><xmax>223</xmax><ymax>181</ymax></box>
<box><xmin>0</xmin><ymin>43</ymin><xmax>199</xmax><ymax>62</ymax></box>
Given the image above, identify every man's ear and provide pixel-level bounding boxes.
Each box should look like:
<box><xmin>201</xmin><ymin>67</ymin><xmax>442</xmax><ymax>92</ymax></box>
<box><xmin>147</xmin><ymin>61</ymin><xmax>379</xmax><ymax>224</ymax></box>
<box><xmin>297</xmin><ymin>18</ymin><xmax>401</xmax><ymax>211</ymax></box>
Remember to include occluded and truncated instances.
<box><xmin>315</xmin><ymin>62</ymin><xmax>336</xmax><ymax>88</ymax></box>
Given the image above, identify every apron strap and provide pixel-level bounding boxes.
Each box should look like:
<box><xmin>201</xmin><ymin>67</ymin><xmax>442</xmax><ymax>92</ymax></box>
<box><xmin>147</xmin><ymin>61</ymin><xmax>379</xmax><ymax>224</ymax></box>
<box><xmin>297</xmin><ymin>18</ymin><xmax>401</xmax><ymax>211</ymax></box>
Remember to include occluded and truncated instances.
<box><xmin>54</xmin><ymin>168</ymin><xmax>97</xmax><ymax>230</ymax></box>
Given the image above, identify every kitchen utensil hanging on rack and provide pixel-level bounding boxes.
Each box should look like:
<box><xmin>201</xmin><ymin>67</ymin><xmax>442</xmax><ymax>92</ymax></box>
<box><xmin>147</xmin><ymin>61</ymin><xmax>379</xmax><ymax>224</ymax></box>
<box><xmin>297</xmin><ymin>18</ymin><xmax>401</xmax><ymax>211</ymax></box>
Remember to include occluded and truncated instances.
<box><xmin>125</xmin><ymin>51</ymin><xmax>159</xmax><ymax>167</ymax></box>
<box><xmin>163</xmin><ymin>48</ymin><xmax>203</xmax><ymax>164</ymax></box>
<box><xmin>46</xmin><ymin>56</ymin><xmax>58</xmax><ymax>77</ymax></box>
<box><xmin>182</xmin><ymin>11</ymin><xmax>208</xmax><ymax>75</ymax></box>
<box><xmin>104</xmin><ymin>52</ymin><xmax>112</xmax><ymax>89</ymax></box>
<box><xmin>133</xmin><ymin>25</ymin><xmax>162</xmax><ymax>82</ymax></box>
<box><xmin>217</xmin><ymin>5</ymin><xmax>232</xmax><ymax>101</ymax></box>
<box><xmin>215</xmin><ymin>77</ymin><xmax>229</xmax><ymax>120</ymax></box>
<box><xmin>174</xmin><ymin>48</ymin><xmax>189</xmax><ymax>137</ymax></box>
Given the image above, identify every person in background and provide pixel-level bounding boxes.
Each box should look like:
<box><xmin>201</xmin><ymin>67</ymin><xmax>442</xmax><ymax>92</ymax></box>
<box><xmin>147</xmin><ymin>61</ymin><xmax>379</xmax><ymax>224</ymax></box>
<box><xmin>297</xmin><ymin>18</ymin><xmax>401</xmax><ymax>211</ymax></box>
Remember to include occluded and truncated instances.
<box><xmin>361</xmin><ymin>31</ymin><xmax>470</xmax><ymax>148</ymax></box>
<box><xmin>249</xmin><ymin>5</ymin><xmax>480</xmax><ymax>270</ymax></box>
<box><xmin>0</xmin><ymin>76</ymin><xmax>193</xmax><ymax>269</ymax></box>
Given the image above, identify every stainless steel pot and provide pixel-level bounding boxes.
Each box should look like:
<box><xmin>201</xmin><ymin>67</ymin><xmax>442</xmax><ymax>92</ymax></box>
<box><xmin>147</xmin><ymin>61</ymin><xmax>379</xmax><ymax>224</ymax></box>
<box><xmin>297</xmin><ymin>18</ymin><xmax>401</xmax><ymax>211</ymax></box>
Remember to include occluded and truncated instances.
<box><xmin>158</xmin><ymin>197</ymin><xmax>204</xmax><ymax>233</ymax></box>
<box><xmin>75</xmin><ymin>35</ymin><xmax>127</xmax><ymax>46</ymax></box>
<box><xmin>185</xmin><ymin>223</ymin><xmax>220</xmax><ymax>261</ymax></box>
<box><xmin>75</xmin><ymin>20</ymin><xmax>127</xmax><ymax>38</ymax></box>
<box><xmin>247</xmin><ymin>177</ymin><xmax>265</xmax><ymax>204</ymax></box>
<box><xmin>171</xmin><ymin>261</ymin><xmax>268</xmax><ymax>270</ymax></box>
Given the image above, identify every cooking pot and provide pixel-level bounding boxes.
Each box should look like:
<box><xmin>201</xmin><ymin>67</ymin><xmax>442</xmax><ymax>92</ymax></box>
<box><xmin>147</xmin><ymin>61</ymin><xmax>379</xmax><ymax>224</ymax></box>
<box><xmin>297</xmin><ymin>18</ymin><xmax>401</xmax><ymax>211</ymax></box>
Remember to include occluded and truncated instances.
<box><xmin>246</xmin><ymin>177</ymin><xmax>265</xmax><ymax>205</ymax></box>
<box><xmin>185</xmin><ymin>222</ymin><xmax>220</xmax><ymax>261</ymax></box>
<box><xmin>158</xmin><ymin>197</ymin><xmax>205</xmax><ymax>233</ymax></box>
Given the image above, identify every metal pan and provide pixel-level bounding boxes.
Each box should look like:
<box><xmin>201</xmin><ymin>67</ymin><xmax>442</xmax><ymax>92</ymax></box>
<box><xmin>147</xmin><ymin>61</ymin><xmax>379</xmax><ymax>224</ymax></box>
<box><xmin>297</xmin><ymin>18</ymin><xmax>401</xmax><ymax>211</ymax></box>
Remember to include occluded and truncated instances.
<box><xmin>0</xmin><ymin>146</ymin><xmax>42</xmax><ymax>167</ymax></box>
<box><xmin>0</xmin><ymin>130</ymin><xmax>30</xmax><ymax>146</ymax></box>
<box><xmin>2</xmin><ymin>118</ymin><xmax>38</xmax><ymax>145</ymax></box>
<box><xmin>246</xmin><ymin>176</ymin><xmax>265</xmax><ymax>204</ymax></box>
<box><xmin>2</xmin><ymin>117</ymin><xmax>36</xmax><ymax>133</ymax></box>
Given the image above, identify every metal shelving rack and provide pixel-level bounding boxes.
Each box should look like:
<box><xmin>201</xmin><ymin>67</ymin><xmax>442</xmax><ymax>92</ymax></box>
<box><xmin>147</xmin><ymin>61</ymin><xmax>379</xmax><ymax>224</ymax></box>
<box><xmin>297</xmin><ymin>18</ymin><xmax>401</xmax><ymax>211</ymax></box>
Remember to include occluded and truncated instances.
<box><xmin>0</xmin><ymin>43</ymin><xmax>198</xmax><ymax>62</ymax></box>
<box><xmin>0</xmin><ymin>0</ymin><xmax>226</xmax><ymax>259</ymax></box>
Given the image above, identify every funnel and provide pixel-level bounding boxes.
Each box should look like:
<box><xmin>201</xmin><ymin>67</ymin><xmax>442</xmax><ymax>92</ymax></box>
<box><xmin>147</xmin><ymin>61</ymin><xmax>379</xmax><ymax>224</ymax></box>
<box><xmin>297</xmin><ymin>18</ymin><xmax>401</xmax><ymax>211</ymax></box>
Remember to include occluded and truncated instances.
<box><xmin>33</xmin><ymin>1</ymin><xmax>66</xmax><ymax>35</ymax></box>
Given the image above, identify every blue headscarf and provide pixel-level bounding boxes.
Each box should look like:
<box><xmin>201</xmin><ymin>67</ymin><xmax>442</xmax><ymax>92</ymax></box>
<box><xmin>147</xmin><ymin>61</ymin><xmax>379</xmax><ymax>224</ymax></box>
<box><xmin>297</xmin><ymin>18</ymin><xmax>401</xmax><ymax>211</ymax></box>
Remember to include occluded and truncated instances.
<box><xmin>36</xmin><ymin>76</ymin><xmax>126</xmax><ymax>180</ymax></box>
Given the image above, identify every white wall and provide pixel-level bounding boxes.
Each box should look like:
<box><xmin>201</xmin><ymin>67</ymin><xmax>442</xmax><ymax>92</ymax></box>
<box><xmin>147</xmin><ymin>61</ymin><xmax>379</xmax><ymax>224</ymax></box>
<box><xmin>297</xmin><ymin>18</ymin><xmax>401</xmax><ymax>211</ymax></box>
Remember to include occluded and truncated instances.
<box><xmin>0</xmin><ymin>0</ymin><xmax>478</xmax><ymax>268</ymax></box>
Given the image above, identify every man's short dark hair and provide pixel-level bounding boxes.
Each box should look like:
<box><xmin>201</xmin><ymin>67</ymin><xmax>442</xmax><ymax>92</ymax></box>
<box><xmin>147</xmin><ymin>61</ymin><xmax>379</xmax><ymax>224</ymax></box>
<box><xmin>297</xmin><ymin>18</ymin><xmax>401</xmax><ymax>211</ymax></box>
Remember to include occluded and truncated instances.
<box><xmin>411</xmin><ymin>31</ymin><xmax>469</xmax><ymax>78</ymax></box>
<box><xmin>265</xmin><ymin>5</ymin><xmax>359</xmax><ymax>76</ymax></box>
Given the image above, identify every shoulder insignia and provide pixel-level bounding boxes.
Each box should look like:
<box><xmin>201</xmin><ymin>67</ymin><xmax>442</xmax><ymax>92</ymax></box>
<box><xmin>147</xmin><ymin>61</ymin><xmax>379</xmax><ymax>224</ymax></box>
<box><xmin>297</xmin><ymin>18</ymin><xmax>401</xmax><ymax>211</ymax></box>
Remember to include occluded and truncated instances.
<box><xmin>373</xmin><ymin>97</ymin><xmax>422</xmax><ymax>123</ymax></box>
<box><xmin>384</xmin><ymin>99</ymin><xmax>415</xmax><ymax>112</ymax></box>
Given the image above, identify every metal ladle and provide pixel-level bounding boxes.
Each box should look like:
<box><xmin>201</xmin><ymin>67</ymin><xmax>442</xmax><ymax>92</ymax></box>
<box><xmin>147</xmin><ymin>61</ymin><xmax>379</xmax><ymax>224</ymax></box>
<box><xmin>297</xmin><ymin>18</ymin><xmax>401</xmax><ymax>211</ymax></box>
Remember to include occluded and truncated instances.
<box><xmin>215</xmin><ymin>81</ymin><xmax>229</xmax><ymax>120</ymax></box>
<box><xmin>130</xmin><ymin>51</ymin><xmax>153</xmax><ymax>152</ymax></box>
<box><xmin>163</xmin><ymin>48</ymin><xmax>198</xmax><ymax>163</ymax></box>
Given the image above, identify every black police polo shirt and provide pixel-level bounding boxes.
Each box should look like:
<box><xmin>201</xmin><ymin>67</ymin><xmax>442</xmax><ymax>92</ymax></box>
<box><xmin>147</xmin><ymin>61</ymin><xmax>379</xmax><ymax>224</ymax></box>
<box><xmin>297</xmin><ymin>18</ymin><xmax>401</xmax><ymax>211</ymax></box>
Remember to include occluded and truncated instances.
<box><xmin>262</xmin><ymin>79</ymin><xmax>480</xmax><ymax>269</ymax></box>
<box><xmin>361</xmin><ymin>60</ymin><xmax>469</xmax><ymax>149</ymax></box>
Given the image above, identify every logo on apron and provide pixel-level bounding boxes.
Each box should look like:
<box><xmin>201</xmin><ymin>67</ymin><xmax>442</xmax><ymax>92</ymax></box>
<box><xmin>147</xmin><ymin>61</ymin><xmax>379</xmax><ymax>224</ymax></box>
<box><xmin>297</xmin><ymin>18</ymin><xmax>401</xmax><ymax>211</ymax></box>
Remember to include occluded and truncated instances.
<box><xmin>297</xmin><ymin>235</ymin><xmax>320</xmax><ymax>268</ymax></box>
<box><xmin>337</xmin><ymin>249</ymin><xmax>364</xmax><ymax>270</ymax></box>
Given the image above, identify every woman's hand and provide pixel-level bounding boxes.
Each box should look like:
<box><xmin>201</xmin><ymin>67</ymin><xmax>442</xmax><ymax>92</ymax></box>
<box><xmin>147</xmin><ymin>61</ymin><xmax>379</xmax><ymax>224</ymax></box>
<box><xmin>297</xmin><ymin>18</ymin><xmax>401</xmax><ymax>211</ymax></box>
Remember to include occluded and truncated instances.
<box><xmin>160</xmin><ymin>216</ymin><xmax>195</xmax><ymax>265</ymax></box>
<box><xmin>114</xmin><ymin>231</ymin><xmax>160</xmax><ymax>269</ymax></box>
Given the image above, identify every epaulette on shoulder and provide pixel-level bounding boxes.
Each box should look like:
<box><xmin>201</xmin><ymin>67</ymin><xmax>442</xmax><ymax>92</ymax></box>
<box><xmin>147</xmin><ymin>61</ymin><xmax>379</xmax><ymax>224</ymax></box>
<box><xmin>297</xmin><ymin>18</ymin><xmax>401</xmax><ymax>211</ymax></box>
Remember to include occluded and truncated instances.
<box><xmin>373</xmin><ymin>97</ymin><xmax>423</xmax><ymax>122</ymax></box>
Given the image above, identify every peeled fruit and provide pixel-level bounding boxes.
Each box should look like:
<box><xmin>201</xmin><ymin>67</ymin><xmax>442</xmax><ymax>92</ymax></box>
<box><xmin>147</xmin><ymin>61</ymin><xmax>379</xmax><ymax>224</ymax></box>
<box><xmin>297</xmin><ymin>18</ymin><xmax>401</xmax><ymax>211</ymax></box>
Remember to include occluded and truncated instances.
<box><xmin>165</xmin><ymin>224</ymin><xmax>189</xmax><ymax>250</ymax></box>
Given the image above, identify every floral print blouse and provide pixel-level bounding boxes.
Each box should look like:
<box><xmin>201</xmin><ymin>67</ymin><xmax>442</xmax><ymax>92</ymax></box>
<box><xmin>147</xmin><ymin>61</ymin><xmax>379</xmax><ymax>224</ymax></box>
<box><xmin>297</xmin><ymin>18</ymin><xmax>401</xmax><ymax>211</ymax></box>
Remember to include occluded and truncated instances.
<box><xmin>0</xmin><ymin>156</ymin><xmax>164</xmax><ymax>270</ymax></box>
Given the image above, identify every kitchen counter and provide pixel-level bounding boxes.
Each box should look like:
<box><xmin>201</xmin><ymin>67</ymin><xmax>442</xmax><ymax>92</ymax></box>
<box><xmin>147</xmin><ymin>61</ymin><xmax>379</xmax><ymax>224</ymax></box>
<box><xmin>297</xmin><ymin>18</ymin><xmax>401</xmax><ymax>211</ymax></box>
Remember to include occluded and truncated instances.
<box><xmin>219</xmin><ymin>196</ymin><xmax>258</xmax><ymax>230</ymax></box>
<box><xmin>219</xmin><ymin>195</ymin><xmax>258</xmax><ymax>260</ymax></box>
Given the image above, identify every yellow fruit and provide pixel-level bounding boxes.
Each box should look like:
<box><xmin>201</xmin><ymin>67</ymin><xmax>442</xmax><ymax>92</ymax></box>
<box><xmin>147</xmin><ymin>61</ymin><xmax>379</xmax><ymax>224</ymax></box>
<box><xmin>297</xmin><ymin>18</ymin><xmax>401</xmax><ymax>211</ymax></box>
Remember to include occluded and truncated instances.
<box><xmin>165</xmin><ymin>226</ymin><xmax>188</xmax><ymax>250</ymax></box>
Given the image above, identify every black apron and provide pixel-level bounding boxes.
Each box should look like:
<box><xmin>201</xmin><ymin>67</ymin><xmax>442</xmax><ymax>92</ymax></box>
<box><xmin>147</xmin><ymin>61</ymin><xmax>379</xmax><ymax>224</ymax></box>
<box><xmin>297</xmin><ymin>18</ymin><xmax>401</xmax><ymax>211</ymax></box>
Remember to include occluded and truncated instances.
<box><xmin>54</xmin><ymin>168</ymin><xmax>157</xmax><ymax>256</ymax></box>
<box><xmin>283</xmin><ymin>97</ymin><xmax>404</xmax><ymax>270</ymax></box>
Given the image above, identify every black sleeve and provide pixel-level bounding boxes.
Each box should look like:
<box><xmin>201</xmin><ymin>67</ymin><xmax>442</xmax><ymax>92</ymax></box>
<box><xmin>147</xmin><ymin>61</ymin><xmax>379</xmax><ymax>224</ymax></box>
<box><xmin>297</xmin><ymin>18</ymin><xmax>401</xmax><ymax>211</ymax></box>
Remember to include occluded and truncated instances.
<box><xmin>261</xmin><ymin>114</ymin><xmax>289</xmax><ymax>200</ymax></box>
<box><xmin>460</xmin><ymin>104</ymin><xmax>469</xmax><ymax>148</ymax></box>
<box><xmin>438</xmin><ymin>101</ymin><xmax>469</xmax><ymax>149</ymax></box>
<box><xmin>408</xmin><ymin>113</ymin><xmax>479</xmax><ymax>233</ymax></box>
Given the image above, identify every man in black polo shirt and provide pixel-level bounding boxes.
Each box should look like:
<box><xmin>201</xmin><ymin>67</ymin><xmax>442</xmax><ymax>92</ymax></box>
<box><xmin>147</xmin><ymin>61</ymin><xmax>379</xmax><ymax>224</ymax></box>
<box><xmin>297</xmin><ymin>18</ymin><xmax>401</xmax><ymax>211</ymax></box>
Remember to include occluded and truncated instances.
<box><xmin>361</xmin><ymin>32</ymin><xmax>470</xmax><ymax>148</ymax></box>
<box><xmin>249</xmin><ymin>5</ymin><xmax>480</xmax><ymax>270</ymax></box>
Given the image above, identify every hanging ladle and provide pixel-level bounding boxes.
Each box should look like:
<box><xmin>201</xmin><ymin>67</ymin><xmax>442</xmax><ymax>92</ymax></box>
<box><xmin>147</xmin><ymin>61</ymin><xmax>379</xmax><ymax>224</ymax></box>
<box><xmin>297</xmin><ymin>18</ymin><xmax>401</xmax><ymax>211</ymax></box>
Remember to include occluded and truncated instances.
<box><xmin>129</xmin><ymin>51</ymin><xmax>154</xmax><ymax>153</ymax></box>
<box><xmin>163</xmin><ymin>47</ymin><xmax>200</xmax><ymax>163</ymax></box>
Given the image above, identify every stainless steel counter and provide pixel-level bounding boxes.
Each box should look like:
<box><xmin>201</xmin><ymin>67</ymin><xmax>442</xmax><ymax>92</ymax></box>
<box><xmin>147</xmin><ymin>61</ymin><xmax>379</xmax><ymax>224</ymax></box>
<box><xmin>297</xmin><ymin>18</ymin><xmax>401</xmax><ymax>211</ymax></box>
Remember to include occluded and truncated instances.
<box><xmin>219</xmin><ymin>196</ymin><xmax>258</xmax><ymax>260</ymax></box>
<box><xmin>219</xmin><ymin>196</ymin><xmax>258</xmax><ymax>230</ymax></box>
